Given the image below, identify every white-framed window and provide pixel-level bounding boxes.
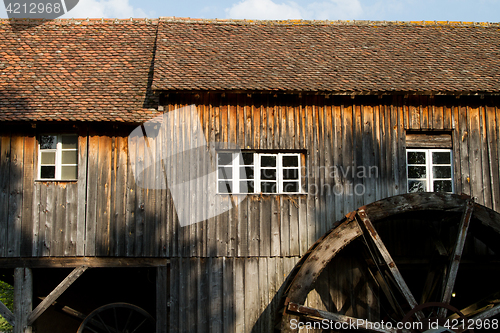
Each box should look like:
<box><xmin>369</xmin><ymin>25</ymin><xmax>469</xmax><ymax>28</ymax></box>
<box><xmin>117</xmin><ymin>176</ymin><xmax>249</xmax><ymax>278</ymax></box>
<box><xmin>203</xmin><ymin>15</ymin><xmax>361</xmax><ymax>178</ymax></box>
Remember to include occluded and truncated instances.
<box><xmin>217</xmin><ymin>151</ymin><xmax>302</xmax><ymax>194</ymax></box>
<box><xmin>38</xmin><ymin>134</ymin><xmax>78</xmax><ymax>181</ymax></box>
<box><xmin>407</xmin><ymin>149</ymin><xmax>453</xmax><ymax>193</ymax></box>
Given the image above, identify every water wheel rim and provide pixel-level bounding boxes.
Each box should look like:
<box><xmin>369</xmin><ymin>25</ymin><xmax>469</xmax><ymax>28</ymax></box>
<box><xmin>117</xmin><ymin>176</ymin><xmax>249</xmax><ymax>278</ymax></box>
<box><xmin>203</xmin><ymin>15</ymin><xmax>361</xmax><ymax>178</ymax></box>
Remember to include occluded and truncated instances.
<box><xmin>280</xmin><ymin>193</ymin><xmax>500</xmax><ymax>332</ymax></box>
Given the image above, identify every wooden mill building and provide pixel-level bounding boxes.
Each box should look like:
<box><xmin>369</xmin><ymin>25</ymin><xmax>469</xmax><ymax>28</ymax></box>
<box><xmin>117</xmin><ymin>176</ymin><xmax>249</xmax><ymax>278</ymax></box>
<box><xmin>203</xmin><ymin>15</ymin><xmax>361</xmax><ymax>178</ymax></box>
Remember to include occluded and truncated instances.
<box><xmin>1</xmin><ymin>17</ymin><xmax>500</xmax><ymax>333</ymax></box>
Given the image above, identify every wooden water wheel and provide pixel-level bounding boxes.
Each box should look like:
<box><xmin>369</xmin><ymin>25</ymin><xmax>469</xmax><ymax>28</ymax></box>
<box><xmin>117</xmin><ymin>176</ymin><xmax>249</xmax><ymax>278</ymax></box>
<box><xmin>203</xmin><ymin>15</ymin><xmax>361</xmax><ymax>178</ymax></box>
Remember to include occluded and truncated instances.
<box><xmin>77</xmin><ymin>302</ymin><xmax>155</xmax><ymax>333</ymax></box>
<box><xmin>279</xmin><ymin>193</ymin><xmax>500</xmax><ymax>332</ymax></box>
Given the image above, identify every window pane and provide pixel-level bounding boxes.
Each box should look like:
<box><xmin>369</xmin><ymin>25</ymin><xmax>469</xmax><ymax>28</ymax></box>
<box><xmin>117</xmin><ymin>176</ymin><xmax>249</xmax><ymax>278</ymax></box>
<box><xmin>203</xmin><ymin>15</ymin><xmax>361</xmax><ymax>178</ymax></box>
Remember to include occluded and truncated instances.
<box><xmin>41</xmin><ymin>166</ymin><xmax>55</xmax><ymax>179</ymax></box>
<box><xmin>218</xmin><ymin>153</ymin><xmax>233</xmax><ymax>166</ymax></box>
<box><xmin>61</xmin><ymin>166</ymin><xmax>78</xmax><ymax>180</ymax></box>
<box><xmin>218</xmin><ymin>181</ymin><xmax>232</xmax><ymax>193</ymax></box>
<box><xmin>434</xmin><ymin>180</ymin><xmax>452</xmax><ymax>193</ymax></box>
<box><xmin>40</xmin><ymin>135</ymin><xmax>57</xmax><ymax>149</ymax></box>
<box><xmin>432</xmin><ymin>152</ymin><xmax>451</xmax><ymax>164</ymax></box>
<box><xmin>408</xmin><ymin>166</ymin><xmax>426</xmax><ymax>179</ymax></box>
<box><xmin>408</xmin><ymin>180</ymin><xmax>426</xmax><ymax>193</ymax></box>
<box><xmin>261</xmin><ymin>155</ymin><xmax>276</xmax><ymax>167</ymax></box>
<box><xmin>41</xmin><ymin>151</ymin><xmax>56</xmax><ymax>164</ymax></box>
<box><xmin>239</xmin><ymin>181</ymin><xmax>254</xmax><ymax>193</ymax></box>
<box><xmin>283</xmin><ymin>169</ymin><xmax>299</xmax><ymax>180</ymax></box>
<box><xmin>61</xmin><ymin>135</ymin><xmax>78</xmax><ymax>149</ymax></box>
<box><xmin>283</xmin><ymin>182</ymin><xmax>299</xmax><ymax>193</ymax></box>
<box><xmin>261</xmin><ymin>169</ymin><xmax>276</xmax><ymax>180</ymax></box>
<box><xmin>407</xmin><ymin>151</ymin><xmax>426</xmax><ymax>164</ymax></box>
<box><xmin>62</xmin><ymin>151</ymin><xmax>78</xmax><ymax>164</ymax></box>
<box><xmin>282</xmin><ymin>155</ymin><xmax>299</xmax><ymax>167</ymax></box>
<box><xmin>433</xmin><ymin>166</ymin><xmax>452</xmax><ymax>179</ymax></box>
<box><xmin>240</xmin><ymin>167</ymin><xmax>254</xmax><ymax>179</ymax></box>
<box><xmin>261</xmin><ymin>181</ymin><xmax>277</xmax><ymax>193</ymax></box>
<box><xmin>218</xmin><ymin>167</ymin><xmax>232</xmax><ymax>179</ymax></box>
<box><xmin>242</xmin><ymin>153</ymin><xmax>254</xmax><ymax>165</ymax></box>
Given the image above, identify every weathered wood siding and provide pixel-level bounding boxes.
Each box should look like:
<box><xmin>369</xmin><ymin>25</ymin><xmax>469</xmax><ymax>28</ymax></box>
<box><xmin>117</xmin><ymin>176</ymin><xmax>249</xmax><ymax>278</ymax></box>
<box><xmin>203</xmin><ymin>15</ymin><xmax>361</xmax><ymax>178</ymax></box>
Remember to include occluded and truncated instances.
<box><xmin>0</xmin><ymin>94</ymin><xmax>499</xmax><ymax>258</ymax></box>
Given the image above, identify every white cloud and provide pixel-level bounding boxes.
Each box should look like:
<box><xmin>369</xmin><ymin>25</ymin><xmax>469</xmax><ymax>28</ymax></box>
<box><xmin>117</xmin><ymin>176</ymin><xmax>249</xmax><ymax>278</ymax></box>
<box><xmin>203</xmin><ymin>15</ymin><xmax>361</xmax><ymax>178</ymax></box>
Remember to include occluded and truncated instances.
<box><xmin>60</xmin><ymin>0</ymin><xmax>148</xmax><ymax>18</ymax></box>
<box><xmin>305</xmin><ymin>0</ymin><xmax>363</xmax><ymax>20</ymax></box>
<box><xmin>225</xmin><ymin>0</ymin><xmax>364</xmax><ymax>20</ymax></box>
<box><xmin>226</xmin><ymin>0</ymin><xmax>303</xmax><ymax>20</ymax></box>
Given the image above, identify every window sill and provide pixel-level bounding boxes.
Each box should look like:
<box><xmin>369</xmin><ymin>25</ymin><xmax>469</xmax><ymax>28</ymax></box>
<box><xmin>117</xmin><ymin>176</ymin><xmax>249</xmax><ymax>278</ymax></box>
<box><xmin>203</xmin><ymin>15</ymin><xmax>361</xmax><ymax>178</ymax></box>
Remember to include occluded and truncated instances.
<box><xmin>35</xmin><ymin>179</ymin><xmax>78</xmax><ymax>182</ymax></box>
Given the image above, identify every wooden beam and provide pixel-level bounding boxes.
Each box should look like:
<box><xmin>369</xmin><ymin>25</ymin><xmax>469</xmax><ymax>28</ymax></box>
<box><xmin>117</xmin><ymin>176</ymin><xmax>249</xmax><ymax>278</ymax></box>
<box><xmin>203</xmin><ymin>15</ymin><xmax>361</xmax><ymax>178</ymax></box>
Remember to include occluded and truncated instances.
<box><xmin>438</xmin><ymin>200</ymin><xmax>474</xmax><ymax>318</ymax></box>
<box><xmin>14</xmin><ymin>268</ymin><xmax>32</xmax><ymax>333</ymax></box>
<box><xmin>472</xmin><ymin>303</ymin><xmax>500</xmax><ymax>321</ymax></box>
<box><xmin>357</xmin><ymin>210</ymin><xmax>423</xmax><ymax>321</ymax></box>
<box><xmin>0</xmin><ymin>257</ymin><xmax>169</xmax><ymax>268</ymax></box>
<box><xmin>405</xmin><ymin>133</ymin><xmax>452</xmax><ymax>148</ymax></box>
<box><xmin>0</xmin><ymin>299</ymin><xmax>15</xmax><ymax>326</ymax></box>
<box><xmin>27</xmin><ymin>265</ymin><xmax>88</xmax><ymax>325</ymax></box>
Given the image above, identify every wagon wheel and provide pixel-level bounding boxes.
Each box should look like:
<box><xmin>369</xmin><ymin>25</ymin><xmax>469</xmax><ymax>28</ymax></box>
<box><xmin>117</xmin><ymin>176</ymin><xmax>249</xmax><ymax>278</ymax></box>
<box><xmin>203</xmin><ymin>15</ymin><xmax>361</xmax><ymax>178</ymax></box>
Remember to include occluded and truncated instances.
<box><xmin>279</xmin><ymin>193</ymin><xmax>500</xmax><ymax>332</ymax></box>
<box><xmin>77</xmin><ymin>302</ymin><xmax>155</xmax><ymax>333</ymax></box>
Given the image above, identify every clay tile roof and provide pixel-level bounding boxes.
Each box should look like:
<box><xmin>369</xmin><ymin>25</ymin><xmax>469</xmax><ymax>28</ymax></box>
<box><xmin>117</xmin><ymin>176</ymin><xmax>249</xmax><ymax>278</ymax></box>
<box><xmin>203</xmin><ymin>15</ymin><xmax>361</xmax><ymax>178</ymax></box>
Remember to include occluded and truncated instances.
<box><xmin>153</xmin><ymin>18</ymin><xmax>500</xmax><ymax>94</ymax></box>
<box><xmin>1</xmin><ymin>18</ymin><xmax>500</xmax><ymax>122</ymax></box>
<box><xmin>0</xmin><ymin>18</ymin><xmax>159</xmax><ymax>122</ymax></box>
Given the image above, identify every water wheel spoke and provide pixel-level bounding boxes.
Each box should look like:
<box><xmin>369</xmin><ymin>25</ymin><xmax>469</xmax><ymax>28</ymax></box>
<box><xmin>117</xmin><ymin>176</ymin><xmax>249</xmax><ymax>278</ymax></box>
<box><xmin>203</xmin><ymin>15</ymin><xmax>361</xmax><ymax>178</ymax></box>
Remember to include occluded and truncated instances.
<box><xmin>438</xmin><ymin>200</ymin><xmax>474</xmax><ymax>318</ymax></box>
<box><xmin>123</xmin><ymin>309</ymin><xmax>134</xmax><ymax>332</ymax></box>
<box><xmin>130</xmin><ymin>318</ymin><xmax>148</xmax><ymax>333</ymax></box>
<box><xmin>357</xmin><ymin>209</ymin><xmax>423</xmax><ymax>321</ymax></box>
<box><xmin>96</xmin><ymin>313</ymin><xmax>113</xmax><ymax>333</ymax></box>
<box><xmin>287</xmin><ymin>302</ymin><xmax>396</xmax><ymax>333</ymax></box>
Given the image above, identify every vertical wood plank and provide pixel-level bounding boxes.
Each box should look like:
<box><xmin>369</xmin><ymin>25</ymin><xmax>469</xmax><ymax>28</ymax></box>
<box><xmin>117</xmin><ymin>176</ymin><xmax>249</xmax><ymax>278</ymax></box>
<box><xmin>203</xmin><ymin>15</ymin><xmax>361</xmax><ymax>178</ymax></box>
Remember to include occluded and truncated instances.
<box><xmin>409</xmin><ymin>95</ymin><xmax>421</xmax><ymax>130</ymax></box>
<box><xmin>486</xmin><ymin>104</ymin><xmax>500</xmax><ymax>211</ymax></box>
<box><xmin>115</xmin><ymin>135</ymin><xmax>128</xmax><ymax>256</ymax></box>
<box><xmin>97</xmin><ymin>135</ymin><xmax>112</xmax><ymax>256</ymax></box>
<box><xmin>21</xmin><ymin>135</ymin><xmax>35</xmax><ymax>256</ymax></box>
<box><xmin>8</xmin><ymin>135</ymin><xmax>23</xmax><ymax>257</ymax></box>
<box><xmin>248</xmin><ymin>197</ymin><xmax>260</xmax><ymax>257</ymax></box>
<box><xmin>197</xmin><ymin>258</ymin><xmax>208</xmax><ymax>333</ymax></box>
<box><xmin>420</xmin><ymin>95</ymin><xmax>429</xmax><ymax>129</ymax></box>
<box><xmin>270</xmin><ymin>196</ymin><xmax>281</xmax><ymax>257</ymax></box>
<box><xmin>244</xmin><ymin>257</ymin><xmax>259</xmax><ymax>332</ymax></box>
<box><xmin>259</xmin><ymin>197</ymin><xmax>271</xmax><ymax>257</ymax></box>
<box><xmin>0</xmin><ymin>134</ymin><xmax>11</xmax><ymax>257</ymax></box>
<box><xmin>223</xmin><ymin>257</ymin><xmax>235</xmax><ymax>332</ymax></box>
<box><xmin>479</xmin><ymin>106</ymin><xmax>492</xmax><ymax>208</ymax></box>
<box><xmin>209</xmin><ymin>257</ymin><xmax>223</xmax><ymax>333</ymax></box>
<box><xmin>468</xmin><ymin>104</ymin><xmax>484</xmax><ymax>203</ymax></box>
<box><xmin>459</xmin><ymin>104</ymin><xmax>471</xmax><ymax>196</ymax></box>
<box><xmin>64</xmin><ymin>183</ymin><xmax>77</xmax><ymax>256</ymax></box>
<box><xmin>258</xmin><ymin>257</ymin><xmax>269</xmax><ymax>333</ymax></box>
<box><xmin>126</xmin><ymin>131</ymin><xmax>137</xmax><ymax>257</ymax></box>
<box><xmin>169</xmin><ymin>259</ymin><xmax>179</xmax><ymax>332</ymax></box>
<box><xmin>76</xmin><ymin>127</ymin><xmax>88</xmax><ymax>256</ymax></box>
<box><xmin>85</xmin><ymin>131</ymin><xmax>99</xmax><ymax>256</ymax></box>
<box><xmin>234</xmin><ymin>258</ymin><xmax>245</xmax><ymax>333</ymax></box>
<box><xmin>451</xmin><ymin>103</ymin><xmax>463</xmax><ymax>195</ymax></box>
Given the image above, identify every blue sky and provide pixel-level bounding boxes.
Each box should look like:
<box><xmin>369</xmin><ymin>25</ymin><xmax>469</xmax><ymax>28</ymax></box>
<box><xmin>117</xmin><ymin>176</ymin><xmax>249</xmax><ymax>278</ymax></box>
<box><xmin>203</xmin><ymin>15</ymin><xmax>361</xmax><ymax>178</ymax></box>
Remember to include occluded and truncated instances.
<box><xmin>1</xmin><ymin>0</ymin><xmax>500</xmax><ymax>21</ymax></box>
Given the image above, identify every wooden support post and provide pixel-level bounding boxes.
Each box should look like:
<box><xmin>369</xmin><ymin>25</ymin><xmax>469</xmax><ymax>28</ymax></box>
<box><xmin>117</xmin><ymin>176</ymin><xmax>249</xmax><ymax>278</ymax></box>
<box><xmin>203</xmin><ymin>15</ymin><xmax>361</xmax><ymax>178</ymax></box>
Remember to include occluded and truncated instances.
<box><xmin>27</xmin><ymin>265</ymin><xmax>88</xmax><ymax>325</ymax></box>
<box><xmin>156</xmin><ymin>265</ymin><xmax>168</xmax><ymax>333</ymax></box>
<box><xmin>14</xmin><ymin>268</ymin><xmax>32</xmax><ymax>333</ymax></box>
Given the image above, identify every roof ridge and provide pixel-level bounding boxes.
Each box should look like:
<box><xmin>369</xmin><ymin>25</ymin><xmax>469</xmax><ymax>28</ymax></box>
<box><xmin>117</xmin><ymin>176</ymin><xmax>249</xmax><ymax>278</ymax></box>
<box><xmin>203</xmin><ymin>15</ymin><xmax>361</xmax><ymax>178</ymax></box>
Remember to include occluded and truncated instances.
<box><xmin>158</xmin><ymin>17</ymin><xmax>500</xmax><ymax>27</ymax></box>
<box><xmin>0</xmin><ymin>18</ymin><xmax>158</xmax><ymax>25</ymax></box>
<box><xmin>0</xmin><ymin>17</ymin><xmax>499</xmax><ymax>27</ymax></box>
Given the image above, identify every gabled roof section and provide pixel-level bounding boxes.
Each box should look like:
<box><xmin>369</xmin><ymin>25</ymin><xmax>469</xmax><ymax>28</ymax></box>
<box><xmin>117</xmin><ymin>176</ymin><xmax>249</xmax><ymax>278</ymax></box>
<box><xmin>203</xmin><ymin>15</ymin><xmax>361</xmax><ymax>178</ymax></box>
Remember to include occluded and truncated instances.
<box><xmin>153</xmin><ymin>18</ymin><xmax>500</xmax><ymax>93</ymax></box>
<box><xmin>0</xmin><ymin>18</ymin><xmax>159</xmax><ymax>122</ymax></box>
